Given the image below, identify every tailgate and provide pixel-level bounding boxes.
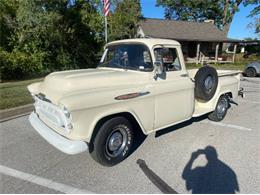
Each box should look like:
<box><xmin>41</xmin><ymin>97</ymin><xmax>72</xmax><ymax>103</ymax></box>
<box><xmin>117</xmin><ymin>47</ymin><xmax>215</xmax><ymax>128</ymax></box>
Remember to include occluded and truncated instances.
<box><xmin>217</xmin><ymin>70</ymin><xmax>241</xmax><ymax>77</ymax></box>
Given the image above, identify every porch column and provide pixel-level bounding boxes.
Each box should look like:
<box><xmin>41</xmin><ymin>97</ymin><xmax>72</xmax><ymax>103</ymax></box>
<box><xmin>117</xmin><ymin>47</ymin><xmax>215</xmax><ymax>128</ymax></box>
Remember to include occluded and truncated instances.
<box><xmin>196</xmin><ymin>42</ymin><xmax>200</xmax><ymax>64</ymax></box>
<box><xmin>232</xmin><ymin>44</ymin><xmax>237</xmax><ymax>63</ymax></box>
<box><xmin>215</xmin><ymin>43</ymin><xmax>219</xmax><ymax>63</ymax></box>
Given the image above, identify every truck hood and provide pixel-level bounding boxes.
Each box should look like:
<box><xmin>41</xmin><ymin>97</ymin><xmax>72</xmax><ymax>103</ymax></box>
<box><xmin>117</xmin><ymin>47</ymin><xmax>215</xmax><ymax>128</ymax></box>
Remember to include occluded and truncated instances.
<box><xmin>30</xmin><ymin>68</ymin><xmax>151</xmax><ymax>104</ymax></box>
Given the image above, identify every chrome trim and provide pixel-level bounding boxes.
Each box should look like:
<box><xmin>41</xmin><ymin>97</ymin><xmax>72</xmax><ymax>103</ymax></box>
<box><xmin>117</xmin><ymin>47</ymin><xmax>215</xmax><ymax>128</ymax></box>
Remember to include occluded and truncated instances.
<box><xmin>29</xmin><ymin>112</ymin><xmax>88</xmax><ymax>155</ymax></box>
<box><xmin>33</xmin><ymin>96</ymin><xmax>72</xmax><ymax>133</ymax></box>
<box><xmin>114</xmin><ymin>91</ymin><xmax>150</xmax><ymax>100</ymax></box>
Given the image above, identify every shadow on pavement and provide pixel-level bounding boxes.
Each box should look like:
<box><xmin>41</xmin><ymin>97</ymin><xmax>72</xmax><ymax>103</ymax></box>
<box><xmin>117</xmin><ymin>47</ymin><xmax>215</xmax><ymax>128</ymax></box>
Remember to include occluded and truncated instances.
<box><xmin>182</xmin><ymin>146</ymin><xmax>239</xmax><ymax>194</ymax></box>
<box><xmin>137</xmin><ymin>159</ymin><xmax>178</xmax><ymax>194</ymax></box>
<box><xmin>137</xmin><ymin>146</ymin><xmax>239</xmax><ymax>194</ymax></box>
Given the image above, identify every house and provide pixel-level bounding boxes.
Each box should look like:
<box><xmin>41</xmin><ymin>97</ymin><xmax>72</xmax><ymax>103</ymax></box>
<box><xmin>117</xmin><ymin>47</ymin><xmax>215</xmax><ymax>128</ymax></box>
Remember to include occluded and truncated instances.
<box><xmin>137</xmin><ymin>18</ymin><xmax>240</xmax><ymax>64</ymax></box>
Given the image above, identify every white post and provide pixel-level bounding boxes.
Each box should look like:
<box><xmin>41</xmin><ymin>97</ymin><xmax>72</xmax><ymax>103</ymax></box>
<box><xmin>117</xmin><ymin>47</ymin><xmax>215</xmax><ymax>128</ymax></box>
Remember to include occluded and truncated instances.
<box><xmin>196</xmin><ymin>43</ymin><xmax>200</xmax><ymax>64</ymax></box>
<box><xmin>232</xmin><ymin>44</ymin><xmax>237</xmax><ymax>63</ymax></box>
<box><xmin>105</xmin><ymin>16</ymin><xmax>108</xmax><ymax>43</ymax></box>
<box><xmin>215</xmin><ymin>43</ymin><xmax>219</xmax><ymax>63</ymax></box>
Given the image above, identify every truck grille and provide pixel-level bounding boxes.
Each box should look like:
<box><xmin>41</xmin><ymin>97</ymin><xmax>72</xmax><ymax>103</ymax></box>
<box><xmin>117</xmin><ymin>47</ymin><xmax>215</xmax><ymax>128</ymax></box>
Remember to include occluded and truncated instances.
<box><xmin>34</xmin><ymin>96</ymin><xmax>69</xmax><ymax>132</ymax></box>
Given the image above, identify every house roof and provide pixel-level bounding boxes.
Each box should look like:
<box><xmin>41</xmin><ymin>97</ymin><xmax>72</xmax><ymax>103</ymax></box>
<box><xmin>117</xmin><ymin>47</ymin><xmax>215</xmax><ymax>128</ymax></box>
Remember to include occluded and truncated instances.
<box><xmin>139</xmin><ymin>18</ymin><xmax>237</xmax><ymax>42</ymax></box>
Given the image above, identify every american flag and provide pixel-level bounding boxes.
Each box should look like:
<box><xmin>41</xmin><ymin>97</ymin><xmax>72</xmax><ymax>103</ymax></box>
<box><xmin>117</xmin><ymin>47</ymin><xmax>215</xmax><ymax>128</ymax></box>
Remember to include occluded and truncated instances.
<box><xmin>103</xmin><ymin>0</ymin><xmax>110</xmax><ymax>17</ymax></box>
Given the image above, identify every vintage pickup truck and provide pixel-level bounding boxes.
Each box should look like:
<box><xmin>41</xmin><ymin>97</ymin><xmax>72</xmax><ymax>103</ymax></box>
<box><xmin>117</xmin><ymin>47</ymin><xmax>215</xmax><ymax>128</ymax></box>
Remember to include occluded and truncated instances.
<box><xmin>28</xmin><ymin>38</ymin><xmax>243</xmax><ymax>166</ymax></box>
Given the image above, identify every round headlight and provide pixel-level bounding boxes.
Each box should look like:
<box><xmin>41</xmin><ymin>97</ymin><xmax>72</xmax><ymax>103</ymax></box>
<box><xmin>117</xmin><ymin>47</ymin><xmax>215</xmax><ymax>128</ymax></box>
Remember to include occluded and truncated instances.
<box><xmin>63</xmin><ymin>107</ymin><xmax>71</xmax><ymax>119</ymax></box>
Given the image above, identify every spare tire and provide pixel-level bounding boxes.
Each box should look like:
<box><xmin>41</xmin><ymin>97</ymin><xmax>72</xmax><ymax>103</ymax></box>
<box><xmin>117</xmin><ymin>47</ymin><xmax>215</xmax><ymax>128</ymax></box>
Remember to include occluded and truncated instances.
<box><xmin>194</xmin><ymin>66</ymin><xmax>218</xmax><ymax>102</ymax></box>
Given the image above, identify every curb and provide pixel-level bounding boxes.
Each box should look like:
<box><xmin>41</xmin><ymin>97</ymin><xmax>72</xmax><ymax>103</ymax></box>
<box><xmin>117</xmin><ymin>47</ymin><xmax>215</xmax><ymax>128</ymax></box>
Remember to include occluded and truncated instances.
<box><xmin>0</xmin><ymin>104</ymin><xmax>33</xmax><ymax>122</ymax></box>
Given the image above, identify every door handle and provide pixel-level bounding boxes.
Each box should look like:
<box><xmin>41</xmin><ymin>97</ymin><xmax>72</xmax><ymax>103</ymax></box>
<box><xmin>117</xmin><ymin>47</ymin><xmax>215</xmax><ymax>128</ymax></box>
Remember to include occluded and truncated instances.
<box><xmin>180</xmin><ymin>74</ymin><xmax>188</xmax><ymax>77</ymax></box>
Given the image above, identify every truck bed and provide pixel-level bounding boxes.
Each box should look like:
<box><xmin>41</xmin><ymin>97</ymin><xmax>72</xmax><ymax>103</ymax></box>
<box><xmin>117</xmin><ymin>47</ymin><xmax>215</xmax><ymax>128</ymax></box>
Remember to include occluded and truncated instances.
<box><xmin>187</xmin><ymin>69</ymin><xmax>241</xmax><ymax>79</ymax></box>
<box><xmin>187</xmin><ymin>69</ymin><xmax>241</xmax><ymax>117</ymax></box>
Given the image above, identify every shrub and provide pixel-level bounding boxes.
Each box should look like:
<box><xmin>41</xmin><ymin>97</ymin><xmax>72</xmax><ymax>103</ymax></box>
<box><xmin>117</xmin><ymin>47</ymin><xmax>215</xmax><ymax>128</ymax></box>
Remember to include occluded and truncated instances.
<box><xmin>0</xmin><ymin>48</ymin><xmax>47</xmax><ymax>80</ymax></box>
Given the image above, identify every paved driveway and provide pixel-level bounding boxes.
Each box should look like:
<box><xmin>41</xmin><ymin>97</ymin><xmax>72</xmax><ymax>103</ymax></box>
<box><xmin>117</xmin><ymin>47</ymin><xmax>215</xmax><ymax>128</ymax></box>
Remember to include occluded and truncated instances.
<box><xmin>1</xmin><ymin>78</ymin><xmax>259</xmax><ymax>193</ymax></box>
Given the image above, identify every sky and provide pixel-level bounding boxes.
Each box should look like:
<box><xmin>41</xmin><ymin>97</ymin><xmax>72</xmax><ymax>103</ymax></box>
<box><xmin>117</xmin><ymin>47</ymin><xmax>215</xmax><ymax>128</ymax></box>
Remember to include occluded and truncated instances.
<box><xmin>140</xmin><ymin>0</ymin><xmax>258</xmax><ymax>40</ymax></box>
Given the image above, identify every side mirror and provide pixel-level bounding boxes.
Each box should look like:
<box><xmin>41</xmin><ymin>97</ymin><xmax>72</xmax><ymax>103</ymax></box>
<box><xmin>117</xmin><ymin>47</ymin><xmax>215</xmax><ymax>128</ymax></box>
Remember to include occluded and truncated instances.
<box><xmin>154</xmin><ymin>61</ymin><xmax>164</xmax><ymax>78</ymax></box>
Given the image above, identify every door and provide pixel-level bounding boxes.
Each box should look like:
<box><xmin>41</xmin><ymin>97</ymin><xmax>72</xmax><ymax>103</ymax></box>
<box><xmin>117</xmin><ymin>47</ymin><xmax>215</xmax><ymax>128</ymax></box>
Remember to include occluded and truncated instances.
<box><xmin>152</xmin><ymin>46</ymin><xmax>194</xmax><ymax>130</ymax></box>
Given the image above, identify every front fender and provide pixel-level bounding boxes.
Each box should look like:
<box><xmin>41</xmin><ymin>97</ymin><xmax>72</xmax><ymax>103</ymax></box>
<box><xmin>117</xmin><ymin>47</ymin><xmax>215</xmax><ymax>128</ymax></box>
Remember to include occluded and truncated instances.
<box><xmin>59</xmin><ymin>87</ymin><xmax>154</xmax><ymax>142</ymax></box>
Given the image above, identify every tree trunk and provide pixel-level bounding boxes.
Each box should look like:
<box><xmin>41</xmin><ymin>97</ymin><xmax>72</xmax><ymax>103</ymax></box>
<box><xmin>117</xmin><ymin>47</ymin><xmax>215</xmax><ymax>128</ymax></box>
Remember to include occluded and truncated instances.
<box><xmin>223</xmin><ymin>23</ymin><xmax>231</xmax><ymax>37</ymax></box>
<box><xmin>222</xmin><ymin>0</ymin><xmax>242</xmax><ymax>37</ymax></box>
<box><xmin>223</xmin><ymin>0</ymin><xmax>229</xmax><ymax>26</ymax></box>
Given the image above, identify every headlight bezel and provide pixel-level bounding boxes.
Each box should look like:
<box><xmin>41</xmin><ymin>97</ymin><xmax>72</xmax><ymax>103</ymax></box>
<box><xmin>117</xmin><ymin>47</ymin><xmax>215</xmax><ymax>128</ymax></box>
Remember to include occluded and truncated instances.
<box><xmin>59</xmin><ymin>104</ymin><xmax>73</xmax><ymax>131</ymax></box>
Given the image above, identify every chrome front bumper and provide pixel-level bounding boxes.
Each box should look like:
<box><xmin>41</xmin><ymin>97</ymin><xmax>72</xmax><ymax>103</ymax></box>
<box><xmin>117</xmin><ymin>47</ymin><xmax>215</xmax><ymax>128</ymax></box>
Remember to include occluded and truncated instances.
<box><xmin>29</xmin><ymin>112</ymin><xmax>88</xmax><ymax>155</ymax></box>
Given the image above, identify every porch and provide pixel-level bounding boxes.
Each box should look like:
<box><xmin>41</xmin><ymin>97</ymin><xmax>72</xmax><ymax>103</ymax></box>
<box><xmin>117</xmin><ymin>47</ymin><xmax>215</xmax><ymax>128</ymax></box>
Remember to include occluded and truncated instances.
<box><xmin>181</xmin><ymin>41</ymin><xmax>238</xmax><ymax>64</ymax></box>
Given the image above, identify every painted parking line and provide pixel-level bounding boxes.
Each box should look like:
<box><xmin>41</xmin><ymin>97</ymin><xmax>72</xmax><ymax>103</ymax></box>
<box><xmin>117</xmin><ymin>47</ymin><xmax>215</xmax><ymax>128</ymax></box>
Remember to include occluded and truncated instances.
<box><xmin>201</xmin><ymin>120</ymin><xmax>252</xmax><ymax>131</ymax></box>
<box><xmin>0</xmin><ymin>165</ymin><xmax>94</xmax><ymax>194</ymax></box>
<box><xmin>242</xmin><ymin>86</ymin><xmax>260</xmax><ymax>90</ymax></box>
<box><xmin>239</xmin><ymin>100</ymin><xmax>260</xmax><ymax>104</ymax></box>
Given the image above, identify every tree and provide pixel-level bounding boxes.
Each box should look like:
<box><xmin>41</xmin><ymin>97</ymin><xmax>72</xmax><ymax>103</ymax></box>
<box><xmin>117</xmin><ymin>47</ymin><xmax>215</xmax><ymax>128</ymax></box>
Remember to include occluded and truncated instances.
<box><xmin>0</xmin><ymin>0</ymin><xmax>18</xmax><ymax>50</ymax></box>
<box><xmin>245</xmin><ymin>0</ymin><xmax>260</xmax><ymax>37</ymax></box>
<box><xmin>0</xmin><ymin>0</ymin><xmax>104</xmax><ymax>80</ymax></box>
<box><xmin>156</xmin><ymin>0</ymin><xmax>260</xmax><ymax>35</ymax></box>
<box><xmin>108</xmin><ymin>0</ymin><xmax>142</xmax><ymax>41</ymax></box>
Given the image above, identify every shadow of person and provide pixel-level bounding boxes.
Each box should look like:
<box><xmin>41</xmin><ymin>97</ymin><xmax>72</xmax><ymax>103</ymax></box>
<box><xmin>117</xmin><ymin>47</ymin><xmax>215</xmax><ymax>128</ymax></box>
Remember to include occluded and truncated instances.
<box><xmin>182</xmin><ymin>146</ymin><xmax>239</xmax><ymax>194</ymax></box>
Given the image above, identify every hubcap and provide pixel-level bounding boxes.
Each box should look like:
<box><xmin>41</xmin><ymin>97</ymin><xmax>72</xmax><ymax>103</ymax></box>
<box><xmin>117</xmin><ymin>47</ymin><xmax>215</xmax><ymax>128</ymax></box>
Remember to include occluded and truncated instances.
<box><xmin>216</xmin><ymin>98</ymin><xmax>228</xmax><ymax>118</ymax></box>
<box><xmin>247</xmin><ymin>70</ymin><xmax>253</xmax><ymax>77</ymax></box>
<box><xmin>106</xmin><ymin>126</ymin><xmax>128</xmax><ymax>157</ymax></box>
<box><xmin>204</xmin><ymin>76</ymin><xmax>214</xmax><ymax>92</ymax></box>
<box><xmin>108</xmin><ymin>132</ymin><xmax>123</xmax><ymax>151</ymax></box>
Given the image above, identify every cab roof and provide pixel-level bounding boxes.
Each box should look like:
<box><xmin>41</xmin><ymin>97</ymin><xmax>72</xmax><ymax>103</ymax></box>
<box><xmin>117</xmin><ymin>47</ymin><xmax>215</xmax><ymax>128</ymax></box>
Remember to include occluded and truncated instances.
<box><xmin>106</xmin><ymin>38</ymin><xmax>181</xmax><ymax>48</ymax></box>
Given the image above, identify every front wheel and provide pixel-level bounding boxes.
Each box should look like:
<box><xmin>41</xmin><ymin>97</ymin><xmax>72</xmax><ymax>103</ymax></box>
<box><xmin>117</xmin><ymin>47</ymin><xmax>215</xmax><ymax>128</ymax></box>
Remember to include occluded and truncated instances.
<box><xmin>208</xmin><ymin>95</ymin><xmax>229</xmax><ymax>122</ymax></box>
<box><xmin>90</xmin><ymin>117</ymin><xmax>134</xmax><ymax>166</ymax></box>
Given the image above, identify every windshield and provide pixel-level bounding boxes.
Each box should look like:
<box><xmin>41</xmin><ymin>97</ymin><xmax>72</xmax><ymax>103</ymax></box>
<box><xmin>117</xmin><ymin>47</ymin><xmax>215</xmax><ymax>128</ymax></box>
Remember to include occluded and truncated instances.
<box><xmin>99</xmin><ymin>44</ymin><xmax>153</xmax><ymax>71</ymax></box>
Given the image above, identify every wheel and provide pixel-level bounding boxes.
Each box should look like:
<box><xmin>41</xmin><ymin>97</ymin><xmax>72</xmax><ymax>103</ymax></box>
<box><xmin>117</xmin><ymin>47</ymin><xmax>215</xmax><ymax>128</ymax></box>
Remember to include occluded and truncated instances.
<box><xmin>208</xmin><ymin>95</ymin><xmax>229</xmax><ymax>122</ymax></box>
<box><xmin>195</xmin><ymin>66</ymin><xmax>218</xmax><ymax>102</ymax></box>
<box><xmin>245</xmin><ymin>67</ymin><xmax>256</xmax><ymax>77</ymax></box>
<box><xmin>90</xmin><ymin>117</ymin><xmax>134</xmax><ymax>166</ymax></box>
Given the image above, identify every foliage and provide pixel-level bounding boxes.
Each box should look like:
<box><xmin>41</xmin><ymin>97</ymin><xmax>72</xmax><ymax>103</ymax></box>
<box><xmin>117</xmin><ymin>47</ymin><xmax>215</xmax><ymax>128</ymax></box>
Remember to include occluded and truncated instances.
<box><xmin>156</xmin><ymin>0</ymin><xmax>259</xmax><ymax>33</ymax></box>
<box><xmin>108</xmin><ymin>0</ymin><xmax>142</xmax><ymax>41</ymax></box>
<box><xmin>0</xmin><ymin>47</ymin><xmax>46</xmax><ymax>80</ymax></box>
<box><xmin>245</xmin><ymin>0</ymin><xmax>260</xmax><ymax>37</ymax></box>
<box><xmin>0</xmin><ymin>0</ymin><xmax>141</xmax><ymax>81</ymax></box>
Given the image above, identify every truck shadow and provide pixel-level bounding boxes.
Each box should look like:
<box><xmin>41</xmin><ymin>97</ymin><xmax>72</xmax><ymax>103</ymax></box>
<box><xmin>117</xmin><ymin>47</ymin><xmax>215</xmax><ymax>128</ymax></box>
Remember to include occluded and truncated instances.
<box><xmin>137</xmin><ymin>146</ymin><xmax>239</xmax><ymax>194</ymax></box>
<box><xmin>155</xmin><ymin>115</ymin><xmax>208</xmax><ymax>138</ymax></box>
<box><xmin>130</xmin><ymin>127</ymin><xmax>147</xmax><ymax>155</ymax></box>
<box><xmin>130</xmin><ymin>115</ymin><xmax>208</xmax><ymax>158</ymax></box>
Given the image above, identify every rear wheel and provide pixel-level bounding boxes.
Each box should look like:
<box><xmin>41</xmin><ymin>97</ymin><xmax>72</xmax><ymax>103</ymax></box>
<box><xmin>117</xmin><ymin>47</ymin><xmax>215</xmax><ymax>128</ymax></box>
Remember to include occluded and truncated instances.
<box><xmin>245</xmin><ymin>67</ymin><xmax>256</xmax><ymax>77</ymax></box>
<box><xmin>90</xmin><ymin>117</ymin><xmax>134</xmax><ymax>166</ymax></box>
<box><xmin>208</xmin><ymin>95</ymin><xmax>229</xmax><ymax>122</ymax></box>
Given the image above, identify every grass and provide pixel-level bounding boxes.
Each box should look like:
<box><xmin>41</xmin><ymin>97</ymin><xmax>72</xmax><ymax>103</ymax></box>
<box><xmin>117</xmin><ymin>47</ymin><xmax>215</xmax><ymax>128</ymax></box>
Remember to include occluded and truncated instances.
<box><xmin>0</xmin><ymin>78</ymin><xmax>43</xmax><ymax>110</ymax></box>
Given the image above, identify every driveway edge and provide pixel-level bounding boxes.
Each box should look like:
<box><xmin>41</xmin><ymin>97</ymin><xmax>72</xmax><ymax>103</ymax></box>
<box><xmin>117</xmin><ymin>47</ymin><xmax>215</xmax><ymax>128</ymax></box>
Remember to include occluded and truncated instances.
<box><xmin>0</xmin><ymin>104</ymin><xmax>33</xmax><ymax>122</ymax></box>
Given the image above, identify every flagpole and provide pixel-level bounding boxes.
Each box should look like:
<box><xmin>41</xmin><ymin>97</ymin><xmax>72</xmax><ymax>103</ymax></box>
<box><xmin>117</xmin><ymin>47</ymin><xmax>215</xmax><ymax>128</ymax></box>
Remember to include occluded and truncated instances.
<box><xmin>105</xmin><ymin>16</ymin><xmax>108</xmax><ymax>43</ymax></box>
<box><xmin>103</xmin><ymin>0</ymin><xmax>109</xmax><ymax>43</ymax></box>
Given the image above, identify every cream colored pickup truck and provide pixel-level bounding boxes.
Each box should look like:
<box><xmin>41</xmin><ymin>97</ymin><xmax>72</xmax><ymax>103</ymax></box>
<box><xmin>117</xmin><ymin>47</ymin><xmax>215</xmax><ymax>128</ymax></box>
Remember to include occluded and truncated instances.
<box><xmin>28</xmin><ymin>38</ymin><xmax>243</xmax><ymax>166</ymax></box>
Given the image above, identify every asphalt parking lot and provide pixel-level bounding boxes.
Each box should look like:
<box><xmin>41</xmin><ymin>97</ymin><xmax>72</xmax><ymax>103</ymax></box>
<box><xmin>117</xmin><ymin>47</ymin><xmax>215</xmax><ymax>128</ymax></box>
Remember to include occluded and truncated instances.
<box><xmin>0</xmin><ymin>77</ymin><xmax>260</xmax><ymax>194</ymax></box>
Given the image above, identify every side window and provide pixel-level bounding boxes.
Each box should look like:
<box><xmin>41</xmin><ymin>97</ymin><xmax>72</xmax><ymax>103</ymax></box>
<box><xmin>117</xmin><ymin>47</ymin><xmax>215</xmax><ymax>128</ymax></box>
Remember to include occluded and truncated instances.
<box><xmin>154</xmin><ymin>48</ymin><xmax>182</xmax><ymax>71</ymax></box>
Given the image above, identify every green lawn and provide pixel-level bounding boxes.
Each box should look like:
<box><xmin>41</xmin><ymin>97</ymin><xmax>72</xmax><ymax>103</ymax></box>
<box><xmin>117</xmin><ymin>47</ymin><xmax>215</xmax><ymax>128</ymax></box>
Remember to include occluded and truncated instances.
<box><xmin>0</xmin><ymin>78</ymin><xmax>43</xmax><ymax>110</ymax></box>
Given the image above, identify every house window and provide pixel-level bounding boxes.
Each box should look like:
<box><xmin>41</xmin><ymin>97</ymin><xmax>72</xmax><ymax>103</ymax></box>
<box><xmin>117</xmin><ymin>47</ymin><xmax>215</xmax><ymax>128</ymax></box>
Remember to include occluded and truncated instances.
<box><xmin>154</xmin><ymin>48</ymin><xmax>182</xmax><ymax>71</ymax></box>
